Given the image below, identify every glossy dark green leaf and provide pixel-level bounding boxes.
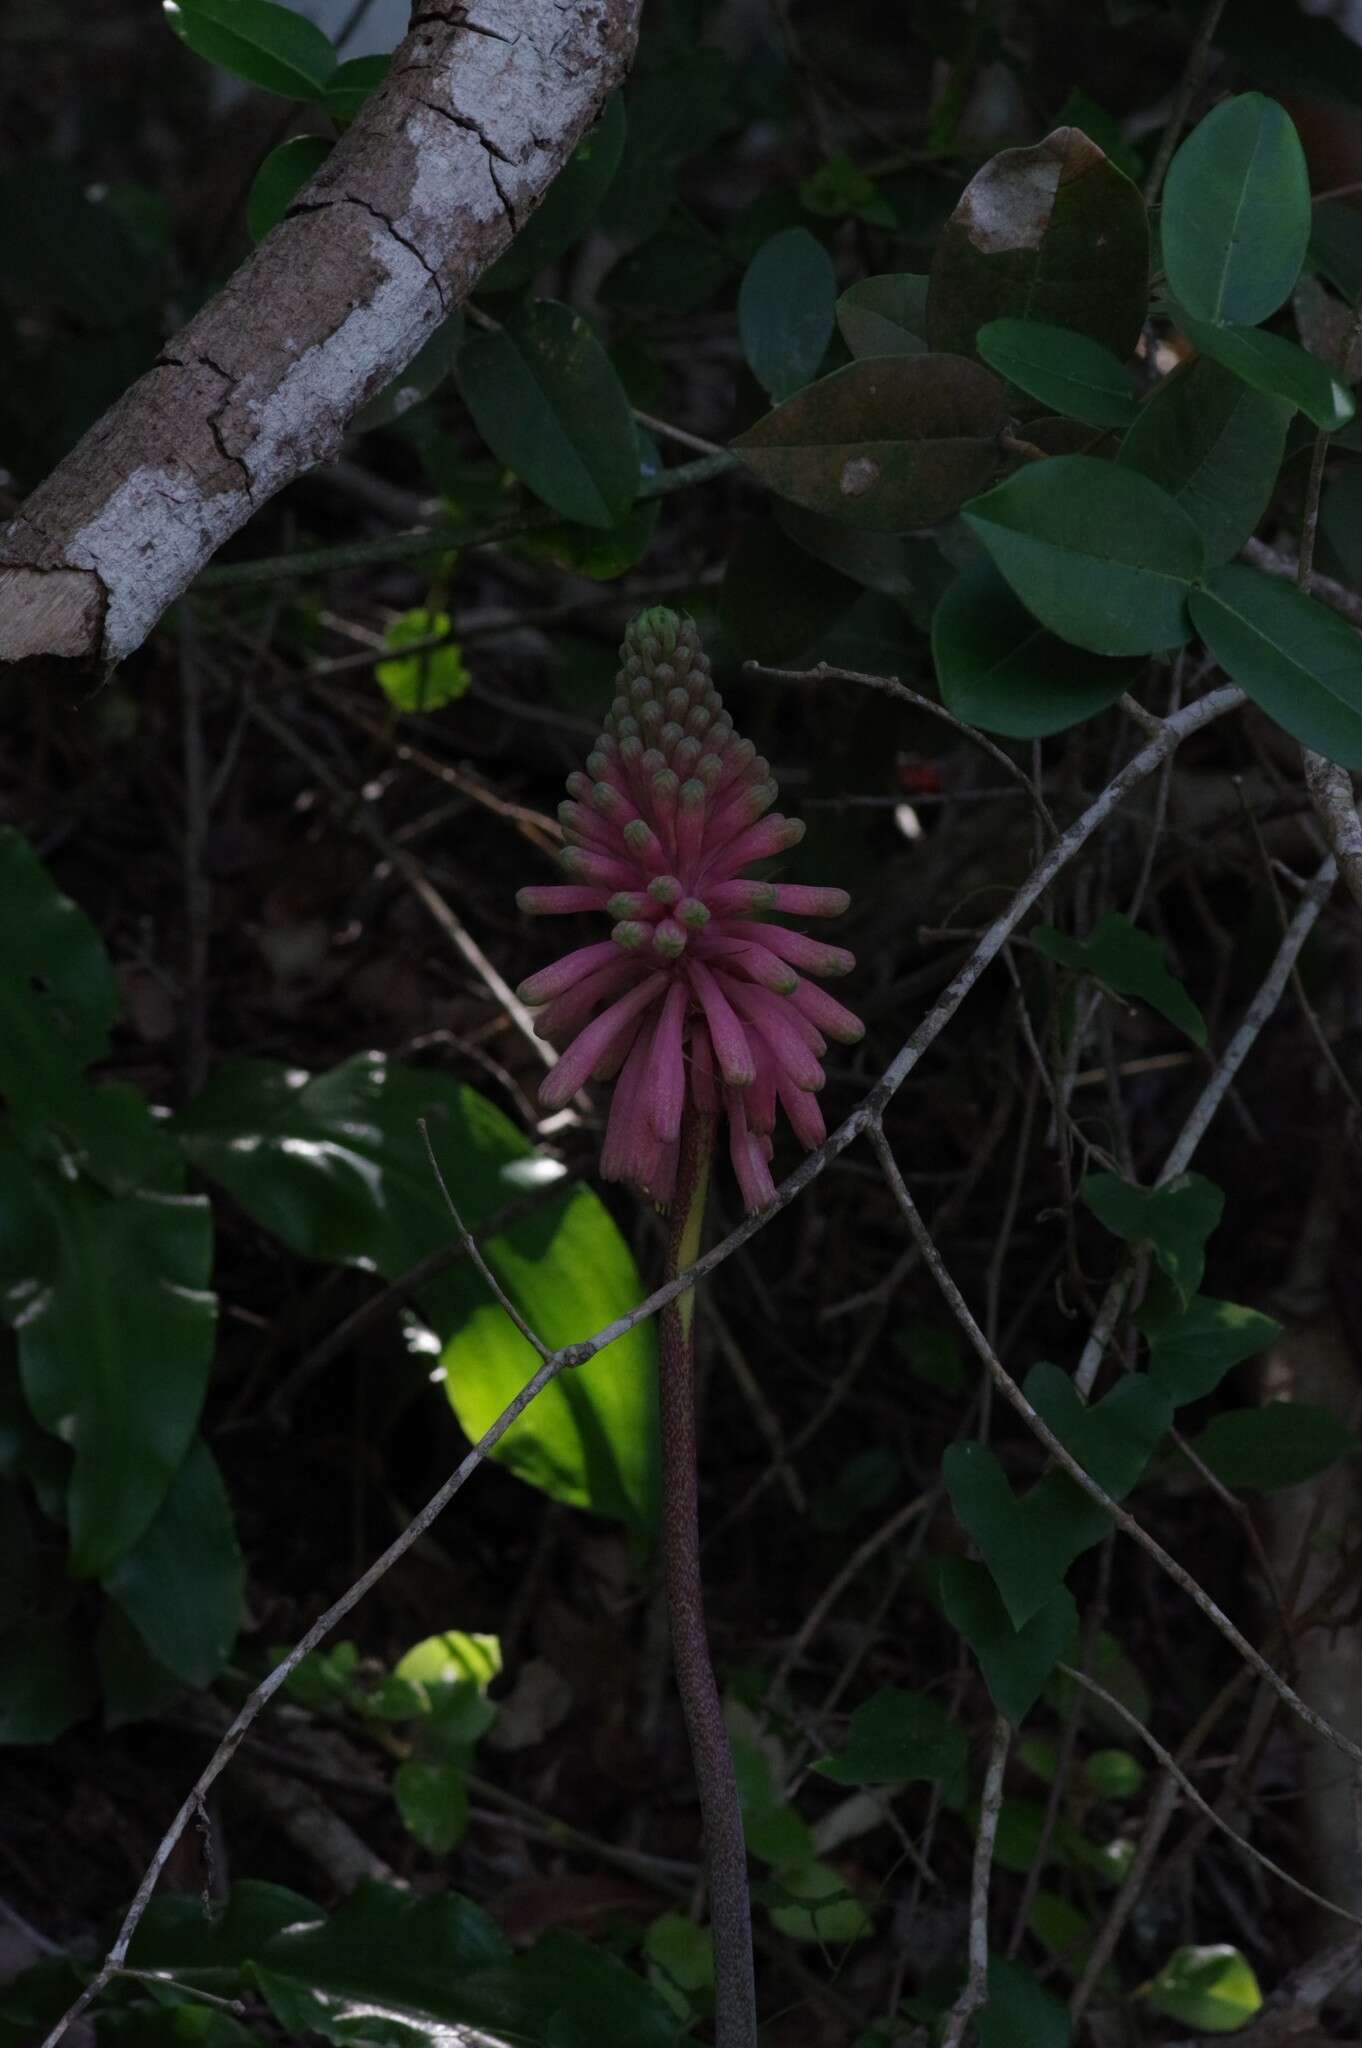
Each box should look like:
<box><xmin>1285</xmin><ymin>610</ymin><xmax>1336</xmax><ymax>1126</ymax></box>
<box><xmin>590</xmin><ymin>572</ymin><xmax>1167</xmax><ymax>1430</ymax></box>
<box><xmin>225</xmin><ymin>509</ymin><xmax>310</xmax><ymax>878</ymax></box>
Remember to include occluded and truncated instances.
<box><xmin>1190</xmin><ymin>1404</ymin><xmax>1361</xmax><ymax>1491</ymax></box>
<box><xmin>977</xmin><ymin>319</ymin><xmax>1139</xmax><ymax>428</ymax></box>
<box><xmin>394</xmin><ymin>1759</ymin><xmax>470</xmax><ymax>1853</ymax></box>
<box><xmin>1190</xmin><ymin>564</ymin><xmax>1362</xmax><ymax>770</ymax></box>
<box><xmin>927</xmin><ymin>127</ymin><xmax>1149</xmax><ymax>361</ymax></box>
<box><xmin>165</xmin><ymin>0</ymin><xmax>336</xmax><ymax>101</ymax></box>
<box><xmin>1032</xmin><ymin>913</ymin><xmax>1206</xmax><ymax>1045</ymax></box>
<box><xmin>102</xmin><ymin>1439</ymin><xmax>243</xmax><ymax>1686</ymax></box>
<box><xmin>814</xmin><ymin>1686</ymin><xmax>967</xmax><ymax>1786</ymax></box>
<box><xmin>734</xmin><ymin>354</ymin><xmax>1006</xmax><ymax>531</ymax></box>
<box><xmin>597</xmin><ymin>217</ymin><xmax>734</xmax><ymax>318</ymax></box>
<box><xmin>943</xmin><ymin>1444</ymin><xmax>1107</xmax><ymax>1630</ymax></box>
<box><xmin>836</xmin><ymin>273</ymin><xmax>929</xmax><ymax>357</ymax></box>
<box><xmin>963</xmin><ymin>455</ymin><xmax>1203</xmax><ymax>655</ymax></box>
<box><xmin>602</xmin><ymin>51</ymin><xmax>735</xmax><ymax>244</ymax></box>
<box><xmin>933</xmin><ymin>558</ymin><xmax>1139</xmax><ymax>738</ymax></box>
<box><xmin>1144</xmin><ymin>1297</ymin><xmax>1280</xmax><ymax>1406</ymax></box>
<box><xmin>1162</xmin><ymin>95</ymin><xmax>1310</xmax><ymax>327</ymax></box>
<box><xmin>246</xmin><ymin>135</ymin><xmax>331</xmax><ymax>243</ymax></box>
<box><xmin>95</xmin><ymin>1605</ymin><xmax>187</xmax><ymax>1730</ymax></box>
<box><xmin>482</xmin><ymin>97</ymin><xmax>626</xmax><ymax>292</ymax></box>
<box><xmin>1182</xmin><ymin>318</ymin><xmax>1354</xmax><ymax>430</ymax></box>
<box><xmin>1081</xmin><ymin>1172</ymin><xmax>1224</xmax><ymax>1308</ymax></box>
<box><xmin>0</xmin><ymin>826</ymin><xmax>117</xmax><ymax>1124</ymax></box>
<box><xmin>1117</xmin><ymin>356</ymin><xmax>1292</xmax><ymax>563</ymax></box>
<box><xmin>323</xmin><ymin>53</ymin><xmax>389</xmax><ymax>125</ymax></box>
<box><xmin>0</xmin><ymin>1621</ymin><xmax>96</xmax><ymax>1744</ymax></box>
<box><xmin>457</xmin><ymin>301</ymin><xmax>639</xmax><ymax>528</ymax></box>
<box><xmin>0</xmin><ymin>1149</ymin><xmax>216</xmax><ymax>1579</ymax></box>
<box><xmin>1309</xmin><ymin>201</ymin><xmax>1362</xmax><ymax>302</ymax></box>
<box><xmin>521</xmin><ymin>427</ymin><xmax>662</xmax><ymax>582</ymax></box>
<box><xmin>738</xmin><ymin>228</ymin><xmax>836</xmax><ymax>402</ymax></box>
<box><xmin>978</xmin><ymin>1956</ymin><xmax>1072</xmax><ymax>2048</ymax></box>
<box><xmin>939</xmin><ymin>1559</ymin><xmax>1079</xmax><ymax>1725</ymax></box>
<box><xmin>176</xmin><ymin>1056</ymin><xmax>659</xmax><ymax>1533</ymax></box>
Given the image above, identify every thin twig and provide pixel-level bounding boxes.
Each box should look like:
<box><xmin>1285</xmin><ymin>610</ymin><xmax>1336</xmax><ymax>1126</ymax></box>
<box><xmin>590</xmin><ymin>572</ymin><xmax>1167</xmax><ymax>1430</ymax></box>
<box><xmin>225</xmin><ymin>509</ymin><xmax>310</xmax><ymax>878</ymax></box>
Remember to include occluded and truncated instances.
<box><xmin>418</xmin><ymin>1118</ymin><xmax>550</xmax><ymax>1358</ymax></box>
<box><xmin>865</xmin><ymin>1122</ymin><xmax>1362</xmax><ymax>1770</ymax></box>
<box><xmin>942</xmin><ymin>1717</ymin><xmax>1011</xmax><ymax>2048</ymax></box>
<box><xmin>1059</xmin><ymin>1663</ymin><xmax>1362</xmax><ymax>1928</ymax></box>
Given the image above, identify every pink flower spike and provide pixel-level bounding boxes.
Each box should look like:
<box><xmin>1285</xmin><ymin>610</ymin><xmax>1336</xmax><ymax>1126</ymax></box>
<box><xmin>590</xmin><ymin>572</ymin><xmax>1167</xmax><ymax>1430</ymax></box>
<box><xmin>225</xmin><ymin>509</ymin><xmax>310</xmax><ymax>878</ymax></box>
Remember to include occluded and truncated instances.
<box><xmin>688</xmin><ymin>960</ymin><xmax>757</xmax><ymax>1089</ymax></box>
<box><xmin>724</xmin><ymin>922</ymin><xmax>856</xmax><ymax>979</ymax></box>
<box><xmin>770</xmin><ymin>884</ymin><xmax>850</xmax><ymax>918</ymax></box>
<box><xmin>790</xmin><ymin>978</ymin><xmax>867</xmax><ymax>1045</ymax></box>
<box><xmin>518</xmin><ymin>939</ymin><xmax>622</xmax><ymax>1007</ymax></box>
<box><xmin>516</xmin><ymin>607</ymin><xmax>858</xmax><ymax>1213</ymax></box>
<box><xmin>647</xmin><ymin>981</ymin><xmax>690</xmax><ymax>1144</ymax></box>
<box><xmin>539</xmin><ymin>973</ymin><xmax>667</xmax><ymax>1109</ymax></box>
<box><xmin>517</xmin><ymin>884</ymin><xmax>612</xmax><ymax>916</ymax></box>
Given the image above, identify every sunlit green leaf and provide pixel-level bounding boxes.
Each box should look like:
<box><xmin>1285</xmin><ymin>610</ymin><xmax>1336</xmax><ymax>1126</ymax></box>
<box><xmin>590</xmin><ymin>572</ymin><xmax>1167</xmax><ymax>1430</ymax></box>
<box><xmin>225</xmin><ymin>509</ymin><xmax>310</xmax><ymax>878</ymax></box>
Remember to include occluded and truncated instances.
<box><xmin>1142</xmin><ymin>1945</ymin><xmax>1262</xmax><ymax>2032</ymax></box>
<box><xmin>375</xmin><ymin>610</ymin><xmax>469</xmax><ymax>711</ymax></box>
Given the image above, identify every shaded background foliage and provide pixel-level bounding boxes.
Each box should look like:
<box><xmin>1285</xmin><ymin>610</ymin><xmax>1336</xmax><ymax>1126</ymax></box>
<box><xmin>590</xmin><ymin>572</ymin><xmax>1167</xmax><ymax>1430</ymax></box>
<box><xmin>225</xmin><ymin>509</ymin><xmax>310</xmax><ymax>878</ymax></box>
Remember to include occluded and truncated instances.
<box><xmin>3</xmin><ymin>1</ymin><xmax>1362</xmax><ymax>2045</ymax></box>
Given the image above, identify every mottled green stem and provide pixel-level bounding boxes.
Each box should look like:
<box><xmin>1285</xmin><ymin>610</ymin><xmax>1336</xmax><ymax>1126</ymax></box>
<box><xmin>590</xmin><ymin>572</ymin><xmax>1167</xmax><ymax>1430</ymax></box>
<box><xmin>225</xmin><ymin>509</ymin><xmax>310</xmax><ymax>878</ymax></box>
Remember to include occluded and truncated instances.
<box><xmin>659</xmin><ymin>1109</ymin><xmax>758</xmax><ymax>2048</ymax></box>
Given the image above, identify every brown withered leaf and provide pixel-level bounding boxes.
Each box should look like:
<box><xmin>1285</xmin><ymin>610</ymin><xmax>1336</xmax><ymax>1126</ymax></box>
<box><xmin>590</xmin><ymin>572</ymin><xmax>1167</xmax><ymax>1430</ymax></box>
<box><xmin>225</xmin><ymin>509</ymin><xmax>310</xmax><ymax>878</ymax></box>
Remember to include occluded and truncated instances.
<box><xmin>927</xmin><ymin>126</ymin><xmax>1149</xmax><ymax>363</ymax></box>
<box><xmin>733</xmin><ymin>354</ymin><xmax>1006</xmax><ymax>531</ymax></box>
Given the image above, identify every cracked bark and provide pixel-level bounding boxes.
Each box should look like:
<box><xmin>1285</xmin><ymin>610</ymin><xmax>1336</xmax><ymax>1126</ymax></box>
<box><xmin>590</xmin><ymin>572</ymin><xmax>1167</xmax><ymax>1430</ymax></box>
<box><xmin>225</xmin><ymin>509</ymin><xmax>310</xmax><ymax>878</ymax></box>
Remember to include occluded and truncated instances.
<box><xmin>0</xmin><ymin>0</ymin><xmax>641</xmax><ymax>670</ymax></box>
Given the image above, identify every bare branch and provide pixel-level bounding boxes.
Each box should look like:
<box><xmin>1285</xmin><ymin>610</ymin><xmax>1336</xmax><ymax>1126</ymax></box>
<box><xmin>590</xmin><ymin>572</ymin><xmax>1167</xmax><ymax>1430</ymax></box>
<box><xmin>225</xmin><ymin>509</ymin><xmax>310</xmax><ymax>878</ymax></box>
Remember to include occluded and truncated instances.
<box><xmin>1</xmin><ymin>0</ymin><xmax>643</xmax><ymax>668</ymax></box>
<box><xmin>941</xmin><ymin>1716</ymin><xmax>1011</xmax><ymax>2048</ymax></box>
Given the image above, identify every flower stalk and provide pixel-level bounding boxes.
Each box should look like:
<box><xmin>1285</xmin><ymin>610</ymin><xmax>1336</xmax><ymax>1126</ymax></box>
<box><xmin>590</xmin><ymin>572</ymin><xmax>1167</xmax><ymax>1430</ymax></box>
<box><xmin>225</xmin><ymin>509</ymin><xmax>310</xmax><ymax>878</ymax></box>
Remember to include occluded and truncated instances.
<box><xmin>658</xmin><ymin>1106</ymin><xmax>757</xmax><ymax>2048</ymax></box>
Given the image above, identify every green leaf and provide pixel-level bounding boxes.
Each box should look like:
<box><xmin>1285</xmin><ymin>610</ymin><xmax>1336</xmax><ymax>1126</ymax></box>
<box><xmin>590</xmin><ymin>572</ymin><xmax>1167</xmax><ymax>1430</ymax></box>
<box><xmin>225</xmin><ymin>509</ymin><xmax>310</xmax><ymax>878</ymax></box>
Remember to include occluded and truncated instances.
<box><xmin>482</xmin><ymin>97</ymin><xmax>626</xmax><ymax>293</ymax></box>
<box><xmin>0</xmin><ymin>1620</ymin><xmax>96</xmax><ymax>1744</ymax></box>
<box><xmin>1142</xmin><ymin>1945</ymin><xmax>1262</xmax><ymax>2033</ymax></box>
<box><xmin>1117</xmin><ymin>355</ymin><xmax>1292</xmax><ymax>563</ymax></box>
<box><xmin>246</xmin><ymin>134</ymin><xmax>331</xmax><ymax>243</ymax></box>
<box><xmin>836</xmin><ymin>273</ymin><xmax>929</xmax><ymax>358</ymax></box>
<box><xmin>1145</xmin><ymin>1296</ymin><xmax>1281</xmax><ymax>1405</ymax></box>
<box><xmin>95</xmin><ymin>1605</ymin><xmax>188</xmax><ymax>1730</ymax></box>
<box><xmin>814</xmin><ymin>1686</ymin><xmax>967</xmax><ymax>1786</ymax></box>
<box><xmin>1086</xmin><ymin>1748</ymin><xmax>1145</xmax><ymax>1800</ymax></box>
<box><xmin>933</xmin><ymin>558</ymin><xmax>1139</xmax><ymax>739</ymax></box>
<box><xmin>943</xmin><ymin>1446</ymin><xmax>1107</xmax><ymax>1631</ymax></box>
<box><xmin>733</xmin><ymin>354</ymin><xmax>1006</xmax><ymax>532</ymax></box>
<box><xmin>396</xmin><ymin>1630</ymin><xmax>502</xmax><ymax>1696</ymax></box>
<box><xmin>1182</xmin><ymin>317</ymin><xmax>1354</xmax><ymax>430</ymax></box>
<box><xmin>176</xmin><ymin>1055</ymin><xmax>659</xmax><ymax>1534</ymax></box>
<box><xmin>1081</xmin><ymin>1171</ymin><xmax>1224</xmax><ymax>1308</ymax></box>
<box><xmin>457</xmin><ymin>300</ymin><xmax>640</xmax><ymax>528</ymax></box>
<box><xmin>522</xmin><ymin>426</ymin><xmax>662</xmax><ymax>581</ymax></box>
<box><xmin>764</xmin><ymin>1862</ymin><xmax>872</xmax><ymax>1945</ymax></box>
<box><xmin>728</xmin><ymin>1699</ymin><xmax>813</xmax><ymax>1868</ymax></box>
<box><xmin>1032</xmin><ymin>912</ymin><xmax>1206</xmax><ymax>1045</ymax></box>
<box><xmin>1025</xmin><ymin>1363</ymin><xmax>1174</xmax><ymax>1501</ymax></box>
<box><xmin>1189</xmin><ymin>564</ymin><xmax>1362</xmax><ymax>771</ymax></box>
<box><xmin>165</xmin><ymin>0</ymin><xmax>336</xmax><ymax>101</ymax></box>
<box><xmin>598</xmin><ymin>217</ymin><xmax>734</xmax><ymax>318</ymax></box>
<box><xmin>323</xmin><ymin>53</ymin><xmax>389</xmax><ymax>125</ymax></box>
<box><xmin>602</xmin><ymin>50</ymin><xmax>735</xmax><ymax>244</ymax></box>
<box><xmin>978</xmin><ymin>1955</ymin><xmax>1071</xmax><ymax>2048</ymax></box>
<box><xmin>927</xmin><ymin>127</ymin><xmax>1149</xmax><ymax>361</ymax></box>
<box><xmin>939</xmin><ymin>1558</ymin><xmax>1079</xmax><ymax>1724</ymax></box>
<box><xmin>0</xmin><ymin>1151</ymin><xmax>216</xmax><ymax>1579</ymax></box>
<box><xmin>738</xmin><ymin>228</ymin><xmax>836</xmax><ymax>403</ymax></box>
<box><xmin>963</xmin><ymin>455</ymin><xmax>1204</xmax><ymax>655</ymax></box>
<box><xmin>0</xmin><ymin>826</ymin><xmax>117</xmax><ymax>1122</ymax></box>
<box><xmin>977</xmin><ymin>319</ymin><xmax>1140</xmax><ymax>428</ymax></box>
<box><xmin>101</xmin><ymin>1440</ymin><xmax>243</xmax><ymax>1686</ymax></box>
<box><xmin>374</xmin><ymin>610</ymin><xmax>470</xmax><ymax>711</ymax></box>
<box><xmin>800</xmin><ymin>153</ymin><xmax>896</xmax><ymax>229</ymax></box>
<box><xmin>644</xmin><ymin>1911</ymin><xmax>712</xmax><ymax>2021</ymax></box>
<box><xmin>1162</xmin><ymin>96</ymin><xmax>1309</xmax><ymax>328</ymax></box>
<box><xmin>1190</xmin><ymin>1403</ymin><xmax>1361</xmax><ymax>1491</ymax></box>
<box><xmin>1310</xmin><ymin>200</ymin><xmax>1362</xmax><ymax>302</ymax></box>
<box><xmin>394</xmin><ymin>1759</ymin><xmax>470</xmax><ymax>1853</ymax></box>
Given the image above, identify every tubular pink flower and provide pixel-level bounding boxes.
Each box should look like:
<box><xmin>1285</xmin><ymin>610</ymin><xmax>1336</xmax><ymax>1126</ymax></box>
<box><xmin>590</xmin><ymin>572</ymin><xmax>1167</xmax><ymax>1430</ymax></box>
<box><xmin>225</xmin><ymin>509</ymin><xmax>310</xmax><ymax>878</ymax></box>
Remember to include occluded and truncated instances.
<box><xmin>516</xmin><ymin>608</ymin><xmax>862</xmax><ymax>1212</ymax></box>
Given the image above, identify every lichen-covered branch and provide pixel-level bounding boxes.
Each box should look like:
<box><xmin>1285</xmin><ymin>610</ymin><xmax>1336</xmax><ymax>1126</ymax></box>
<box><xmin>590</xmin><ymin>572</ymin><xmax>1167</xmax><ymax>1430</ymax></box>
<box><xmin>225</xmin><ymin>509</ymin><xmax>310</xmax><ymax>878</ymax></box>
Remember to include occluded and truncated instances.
<box><xmin>0</xmin><ymin>0</ymin><xmax>641</xmax><ymax>669</ymax></box>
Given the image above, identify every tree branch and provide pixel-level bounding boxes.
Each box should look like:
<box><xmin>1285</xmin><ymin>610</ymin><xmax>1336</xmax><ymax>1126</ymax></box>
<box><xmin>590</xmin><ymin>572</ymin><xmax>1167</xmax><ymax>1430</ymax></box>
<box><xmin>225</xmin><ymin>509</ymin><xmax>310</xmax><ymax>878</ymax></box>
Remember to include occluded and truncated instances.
<box><xmin>0</xmin><ymin>0</ymin><xmax>643</xmax><ymax>669</ymax></box>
